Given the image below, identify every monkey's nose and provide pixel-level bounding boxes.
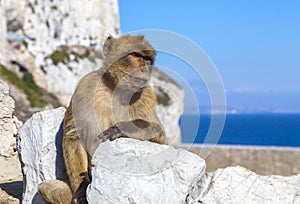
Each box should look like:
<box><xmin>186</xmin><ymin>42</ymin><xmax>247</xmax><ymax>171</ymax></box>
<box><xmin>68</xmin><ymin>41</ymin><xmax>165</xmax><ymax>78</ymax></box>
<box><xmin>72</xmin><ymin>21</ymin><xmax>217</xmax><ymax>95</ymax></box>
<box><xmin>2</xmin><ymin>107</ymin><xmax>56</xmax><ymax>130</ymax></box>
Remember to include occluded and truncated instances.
<box><xmin>140</xmin><ymin>66</ymin><xmax>148</xmax><ymax>73</ymax></box>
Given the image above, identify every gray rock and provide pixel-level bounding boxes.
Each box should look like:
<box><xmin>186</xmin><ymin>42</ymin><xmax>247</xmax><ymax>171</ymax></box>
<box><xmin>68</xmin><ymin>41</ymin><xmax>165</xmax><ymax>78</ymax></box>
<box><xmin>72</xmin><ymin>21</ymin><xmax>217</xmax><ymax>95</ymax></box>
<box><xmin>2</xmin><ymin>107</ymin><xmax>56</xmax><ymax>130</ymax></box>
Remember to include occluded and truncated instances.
<box><xmin>87</xmin><ymin>138</ymin><xmax>205</xmax><ymax>204</ymax></box>
<box><xmin>0</xmin><ymin>80</ymin><xmax>17</xmax><ymax>157</ymax></box>
<box><xmin>17</xmin><ymin>107</ymin><xmax>67</xmax><ymax>204</ymax></box>
<box><xmin>190</xmin><ymin>166</ymin><xmax>300</xmax><ymax>204</ymax></box>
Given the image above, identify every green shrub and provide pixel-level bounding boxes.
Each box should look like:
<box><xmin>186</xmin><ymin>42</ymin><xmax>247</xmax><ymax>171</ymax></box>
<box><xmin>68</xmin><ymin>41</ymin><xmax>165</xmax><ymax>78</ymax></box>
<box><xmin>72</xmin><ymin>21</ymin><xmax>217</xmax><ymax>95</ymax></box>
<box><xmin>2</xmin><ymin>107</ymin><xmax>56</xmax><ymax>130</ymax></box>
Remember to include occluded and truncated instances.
<box><xmin>50</xmin><ymin>50</ymin><xmax>70</xmax><ymax>65</ymax></box>
<box><xmin>22</xmin><ymin>72</ymin><xmax>35</xmax><ymax>84</ymax></box>
<box><xmin>0</xmin><ymin>64</ymin><xmax>47</xmax><ymax>107</ymax></box>
<box><xmin>157</xmin><ymin>88</ymin><xmax>171</xmax><ymax>106</ymax></box>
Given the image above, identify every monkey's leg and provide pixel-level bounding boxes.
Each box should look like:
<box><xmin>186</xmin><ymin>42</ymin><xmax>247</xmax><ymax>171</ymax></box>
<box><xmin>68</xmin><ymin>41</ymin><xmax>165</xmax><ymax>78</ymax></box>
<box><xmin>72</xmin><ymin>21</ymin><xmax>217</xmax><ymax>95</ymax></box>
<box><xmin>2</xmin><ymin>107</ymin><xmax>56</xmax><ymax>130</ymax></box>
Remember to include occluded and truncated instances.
<box><xmin>38</xmin><ymin>180</ymin><xmax>72</xmax><ymax>204</ymax></box>
<box><xmin>63</xmin><ymin>130</ymin><xmax>89</xmax><ymax>204</ymax></box>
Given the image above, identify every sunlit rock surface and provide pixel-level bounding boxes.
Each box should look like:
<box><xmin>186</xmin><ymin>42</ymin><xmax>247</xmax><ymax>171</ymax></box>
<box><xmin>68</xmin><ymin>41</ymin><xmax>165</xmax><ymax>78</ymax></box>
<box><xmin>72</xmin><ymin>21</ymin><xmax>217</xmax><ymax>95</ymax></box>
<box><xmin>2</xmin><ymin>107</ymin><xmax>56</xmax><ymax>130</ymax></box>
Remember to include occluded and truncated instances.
<box><xmin>87</xmin><ymin>138</ymin><xmax>205</xmax><ymax>203</ymax></box>
<box><xmin>17</xmin><ymin>107</ymin><xmax>66</xmax><ymax>204</ymax></box>
<box><xmin>190</xmin><ymin>166</ymin><xmax>300</xmax><ymax>204</ymax></box>
<box><xmin>0</xmin><ymin>80</ymin><xmax>22</xmax><ymax>157</ymax></box>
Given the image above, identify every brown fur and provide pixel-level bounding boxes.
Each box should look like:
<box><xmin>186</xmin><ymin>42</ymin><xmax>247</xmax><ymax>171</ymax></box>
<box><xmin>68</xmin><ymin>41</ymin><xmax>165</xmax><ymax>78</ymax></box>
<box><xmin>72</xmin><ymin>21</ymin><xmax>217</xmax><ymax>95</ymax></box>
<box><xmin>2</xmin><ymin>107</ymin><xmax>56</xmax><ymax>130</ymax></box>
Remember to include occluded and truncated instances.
<box><xmin>38</xmin><ymin>35</ymin><xmax>165</xmax><ymax>203</ymax></box>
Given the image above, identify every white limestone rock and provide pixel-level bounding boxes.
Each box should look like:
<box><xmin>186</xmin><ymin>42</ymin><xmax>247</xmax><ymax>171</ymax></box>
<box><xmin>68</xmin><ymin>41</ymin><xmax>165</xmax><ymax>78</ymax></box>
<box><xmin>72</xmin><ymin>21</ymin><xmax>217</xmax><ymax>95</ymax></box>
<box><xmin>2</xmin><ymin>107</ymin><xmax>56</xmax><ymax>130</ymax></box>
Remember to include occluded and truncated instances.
<box><xmin>1</xmin><ymin>0</ymin><xmax>120</xmax><ymax>105</ymax></box>
<box><xmin>38</xmin><ymin>45</ymin><xmax>103</xmax><ymax>105</ymax></box>
<box><xmin>151</xmin><ymin>69</ymin><xmax>184</xmax><ymax>145</ymax></box>
<box><xmin>0</xmin><ymin>80</ymin><xmax>17</xmax><ymax>157</ymax></box>
<box><xmin>2</xmin><ymin>0</ymin><xmax>28</xmax><ymax>67</ymax></box>
<box><xmin>190</xmin><ymin>166</ymin><xmax>300</xmax><ymax>204</ymax></box>
<box><xmin>0</xmin><ymin>0</ymin><xmax>7</xmax><ymax>63</ymax></box>
<box><xmin>22</xmin><ymin>0</ymin><xmax>119</xmax><ymax>56</ymax></box>
<box><xmin>17</xmin><ymin>107</ymin><xmax>67</xmax><ymax>204</ymax></box>
<box><xmin>21</xmin><ymin>0</ymin><xmax>120</xmax><ymax>105</ymax></box>
<box><xmin>87</xmin><ymin>138</ymin><xmax>205</xmax><ymax>204</ymax></box>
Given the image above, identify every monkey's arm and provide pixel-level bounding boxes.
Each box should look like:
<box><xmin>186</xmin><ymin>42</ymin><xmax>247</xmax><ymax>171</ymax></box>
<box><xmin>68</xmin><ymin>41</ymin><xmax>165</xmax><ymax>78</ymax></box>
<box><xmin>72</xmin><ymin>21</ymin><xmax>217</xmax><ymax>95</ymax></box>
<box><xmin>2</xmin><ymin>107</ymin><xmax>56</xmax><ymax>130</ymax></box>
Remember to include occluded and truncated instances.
<box><xmin>97</xmin><ymin>121</ymin><xmax>160</xmax><ymax>142</ymax></box>
<box><xmin>98</xmin><ymin>110</ymin><xmax>165</xmax><ymax>144</ymax></box>
<box><xmin>98</xmin><ymin>87</ymin><xmax>165</xmax><ymax>144</ymax></box>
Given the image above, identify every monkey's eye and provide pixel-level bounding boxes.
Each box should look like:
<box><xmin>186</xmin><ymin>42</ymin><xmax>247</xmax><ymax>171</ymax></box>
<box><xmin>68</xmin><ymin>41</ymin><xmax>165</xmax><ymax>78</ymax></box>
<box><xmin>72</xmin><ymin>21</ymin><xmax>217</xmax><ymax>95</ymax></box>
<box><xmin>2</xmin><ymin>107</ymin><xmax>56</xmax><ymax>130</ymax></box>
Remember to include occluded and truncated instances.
<box><xmin>143</xmin><ymin>56</ymin><xmax>153</xmax><ymax>62</ymax></box>
<box><xmin>131</xmin><ymin>52</ymin><xmax>143</xmax><ymax>58</ymax></box>
<box><xmin>130</xmin><ymin>52</ymin><xmax>153</xmax><ymax>64</ymax></box>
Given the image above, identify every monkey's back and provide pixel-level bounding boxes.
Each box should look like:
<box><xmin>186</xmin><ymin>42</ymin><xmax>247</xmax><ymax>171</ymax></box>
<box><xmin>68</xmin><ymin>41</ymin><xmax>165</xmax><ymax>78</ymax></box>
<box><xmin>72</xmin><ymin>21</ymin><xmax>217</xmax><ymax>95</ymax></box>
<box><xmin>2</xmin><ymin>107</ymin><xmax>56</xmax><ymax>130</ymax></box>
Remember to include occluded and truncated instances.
<box><xmin>65</xmin><ymin>70</ymin><xmax>114</xmax><ymax>155</ymax></box>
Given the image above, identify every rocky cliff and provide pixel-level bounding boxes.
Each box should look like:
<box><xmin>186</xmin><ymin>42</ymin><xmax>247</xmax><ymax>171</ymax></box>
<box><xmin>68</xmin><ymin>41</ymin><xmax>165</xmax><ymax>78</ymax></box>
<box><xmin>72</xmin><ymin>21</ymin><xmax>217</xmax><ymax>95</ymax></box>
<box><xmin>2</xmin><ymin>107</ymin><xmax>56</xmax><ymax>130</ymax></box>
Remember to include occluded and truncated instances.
<box><xmin>0</xmin><ymin>0</ymin><xmax>6</xmax><ymax>63</ymax></box>
<box><xmin>0</xmin><ymin>0</ymin><xmax>184</xmax><ymax>143</ymax></box>
<box><xmin>1</xmin><ymin>0</ymin><xmax>119</xmax><ymax>105</ymax></box>
<box><xmin>151</xmin><ymin>69</ymin><xmax>184</xmax><ymax>144</ymax></box>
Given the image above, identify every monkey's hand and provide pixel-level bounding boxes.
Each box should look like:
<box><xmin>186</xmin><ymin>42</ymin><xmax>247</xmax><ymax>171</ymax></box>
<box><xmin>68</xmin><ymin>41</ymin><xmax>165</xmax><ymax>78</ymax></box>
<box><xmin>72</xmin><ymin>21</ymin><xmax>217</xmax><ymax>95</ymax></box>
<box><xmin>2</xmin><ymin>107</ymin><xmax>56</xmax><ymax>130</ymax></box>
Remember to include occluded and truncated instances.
<box><xmin>98</xmin><ymin>124</ymin><xmax>128</xmax><ymax>142</ymax></box>
<box><xmin>98</xmin><ymin>120</ymin><xmax>152</xmax><ymax>142</ymax></box>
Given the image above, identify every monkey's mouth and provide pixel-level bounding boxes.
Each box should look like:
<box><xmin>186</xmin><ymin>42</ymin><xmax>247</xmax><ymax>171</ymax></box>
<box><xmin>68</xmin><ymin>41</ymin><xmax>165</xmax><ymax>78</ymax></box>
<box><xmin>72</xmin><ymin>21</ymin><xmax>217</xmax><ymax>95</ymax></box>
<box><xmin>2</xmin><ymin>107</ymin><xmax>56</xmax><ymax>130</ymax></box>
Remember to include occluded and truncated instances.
<box><xmin>128</xmin><ymin>76</ymin><xmax>149</xmax><ymax>88</ymax></box>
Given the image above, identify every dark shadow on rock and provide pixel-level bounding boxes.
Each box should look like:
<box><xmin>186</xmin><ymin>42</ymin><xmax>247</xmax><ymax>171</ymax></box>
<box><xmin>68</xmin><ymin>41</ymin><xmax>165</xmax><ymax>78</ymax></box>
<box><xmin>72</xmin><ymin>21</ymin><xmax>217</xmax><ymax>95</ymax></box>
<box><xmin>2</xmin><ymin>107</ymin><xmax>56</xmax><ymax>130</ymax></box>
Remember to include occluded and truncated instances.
<box><xmin>55</xmin><ymin>121</ymin><xmax>68</xmax><ymax>180</ymax></box>
<box><xmin>0</xmin><ymin>181</ymin><xmax>23</xmax><ymax>201</ymax></box>
<box><xmin>32</xmin><ymin>192</ymin><xmax>49</xmax><ymax>204</ymax></box>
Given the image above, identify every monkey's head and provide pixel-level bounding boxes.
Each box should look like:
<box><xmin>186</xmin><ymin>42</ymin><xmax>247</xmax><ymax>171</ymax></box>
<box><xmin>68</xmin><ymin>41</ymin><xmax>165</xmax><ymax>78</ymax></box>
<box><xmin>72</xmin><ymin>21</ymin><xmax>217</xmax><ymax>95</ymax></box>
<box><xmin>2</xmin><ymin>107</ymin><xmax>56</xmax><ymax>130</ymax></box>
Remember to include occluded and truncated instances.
<box><xmin>102</xmin><ymin>35</ymin><xmax>156</xmax><ymax>92</ymax></box>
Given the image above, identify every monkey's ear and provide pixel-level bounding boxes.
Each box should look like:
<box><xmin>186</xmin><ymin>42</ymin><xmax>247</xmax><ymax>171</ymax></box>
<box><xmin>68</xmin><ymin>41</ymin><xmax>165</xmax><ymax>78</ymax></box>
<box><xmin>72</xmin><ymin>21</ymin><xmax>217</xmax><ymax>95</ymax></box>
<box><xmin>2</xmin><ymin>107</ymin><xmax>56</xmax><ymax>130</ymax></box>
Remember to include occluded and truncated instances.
<box><xmin>103</xmin><ymin>35</ymin><xmax>115</xmax><ymax>57</ymax></box>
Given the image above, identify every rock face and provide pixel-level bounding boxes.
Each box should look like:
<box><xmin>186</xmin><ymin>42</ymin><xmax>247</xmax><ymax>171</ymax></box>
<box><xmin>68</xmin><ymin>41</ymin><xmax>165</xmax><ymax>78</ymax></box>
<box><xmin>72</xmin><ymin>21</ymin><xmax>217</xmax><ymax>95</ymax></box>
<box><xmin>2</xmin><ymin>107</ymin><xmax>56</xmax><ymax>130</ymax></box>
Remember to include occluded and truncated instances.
<box><xmin>17</xmin><ymin>107</ymin><xmax>67</xmax><ymax>204</ymax></box>
<box><xmin>0</xmin><ymin>0</ymin><xmax>6</xmax><ymax>63</ymax></box>
<box><xmin>191</xmin><ymin>166</ymin><xmax>300</xmax><ymax>204</ymax></box>
<box><xmin>17</xmin><ymin>108</ymin><xmax>300</xmax><ymax>204</ymax></box>
<box><xmin>1</xmin><ymin>0</ymin><xmax>120</xmax><ymax>105</ymax></box>
<box><xmin>0</xmin><ymin>2</ymin><xmax>184</xmax><ymax>143</ymax></box>
<box><xmin>21</xmin><ymin>0</ymin><xmax>120</xmax><ymax>104</ymax></box>
<box><xmin>87</xmin><ymin>138</ymin><xmax>204</xmax><ymax>204</ymax></box>
<box><xmin>151</xmin><ymin>69</ymin><xmax>184</xmax><ymax>144</ymax></box>
<box><xmin>22</xmin><ymin>0</ymin><xmax>119</xmax><ymax>56</ymax></box>
<box><xmin>0</xmin><ymin>80</ymin><xmax>22</xmax><ymax>157</ymax></box>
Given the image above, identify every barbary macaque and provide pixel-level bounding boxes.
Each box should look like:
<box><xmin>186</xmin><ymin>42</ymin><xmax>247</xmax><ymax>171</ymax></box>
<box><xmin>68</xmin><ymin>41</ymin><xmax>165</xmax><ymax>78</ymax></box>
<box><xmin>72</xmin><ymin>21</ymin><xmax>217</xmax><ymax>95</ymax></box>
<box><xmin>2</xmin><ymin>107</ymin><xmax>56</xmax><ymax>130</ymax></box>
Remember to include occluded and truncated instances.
<box><xmin>38</xmin><ymin>35</ymin><xmax>165</xmax><ymax>204</ymax></box>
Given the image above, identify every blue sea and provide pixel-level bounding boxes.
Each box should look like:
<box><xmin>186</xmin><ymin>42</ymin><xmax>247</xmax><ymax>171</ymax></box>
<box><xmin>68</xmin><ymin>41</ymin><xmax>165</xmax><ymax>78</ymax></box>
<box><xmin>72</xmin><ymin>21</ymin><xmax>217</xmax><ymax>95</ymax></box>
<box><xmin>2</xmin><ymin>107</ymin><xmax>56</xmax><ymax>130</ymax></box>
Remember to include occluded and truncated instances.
<box><xmin>181</xmin><ymin>114</ymin><xmax>300</xmax><ymax>147</ymax></box>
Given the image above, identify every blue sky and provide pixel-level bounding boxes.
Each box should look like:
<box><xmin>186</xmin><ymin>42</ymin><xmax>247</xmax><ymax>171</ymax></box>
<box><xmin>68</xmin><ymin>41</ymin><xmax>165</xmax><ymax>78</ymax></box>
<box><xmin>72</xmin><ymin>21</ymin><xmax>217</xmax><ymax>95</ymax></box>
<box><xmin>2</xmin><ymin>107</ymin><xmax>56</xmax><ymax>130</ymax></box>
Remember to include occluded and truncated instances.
<box><xmin>118</xmin><ymin>1</ymin><xmax>300</xmax><ymax>113</ymax></box>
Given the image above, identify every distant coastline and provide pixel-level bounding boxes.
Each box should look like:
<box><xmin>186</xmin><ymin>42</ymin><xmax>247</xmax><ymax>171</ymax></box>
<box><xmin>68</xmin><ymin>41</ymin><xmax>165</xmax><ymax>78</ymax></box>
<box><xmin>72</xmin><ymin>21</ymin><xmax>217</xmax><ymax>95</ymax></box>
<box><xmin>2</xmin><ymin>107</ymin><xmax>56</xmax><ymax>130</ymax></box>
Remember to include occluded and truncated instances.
<box><xmin>181</xmin><ymin>113</ymin><xmax>300</xmax><ymax>147</ymax></box>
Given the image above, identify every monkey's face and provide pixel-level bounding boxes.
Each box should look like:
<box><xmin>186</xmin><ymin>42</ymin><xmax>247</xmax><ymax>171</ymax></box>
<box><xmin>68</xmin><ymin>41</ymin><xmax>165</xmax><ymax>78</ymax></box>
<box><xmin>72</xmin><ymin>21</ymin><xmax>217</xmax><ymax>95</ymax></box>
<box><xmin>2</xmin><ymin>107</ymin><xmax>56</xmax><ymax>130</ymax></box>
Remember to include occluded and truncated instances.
<box><xmin>121</xmin><ymin>51</ymin><xmax>153</xmax><ymax>91</ymax></box>
<box><xmin>103</xmin><ymin>35</ymin><xmax>156</xmax><ymax>92</ymax></box>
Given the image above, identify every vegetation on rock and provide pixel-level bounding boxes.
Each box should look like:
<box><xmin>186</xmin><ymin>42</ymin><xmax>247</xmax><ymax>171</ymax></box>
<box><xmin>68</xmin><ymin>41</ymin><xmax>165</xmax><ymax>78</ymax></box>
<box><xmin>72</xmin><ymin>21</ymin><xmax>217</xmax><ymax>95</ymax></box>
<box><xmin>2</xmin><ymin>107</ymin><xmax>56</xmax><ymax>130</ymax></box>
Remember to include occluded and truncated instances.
<box><xmin>156</xmin><ymin>87</ymin><xmax>171</xmax><ymax>106</ymax></box>
<box><xmin>46</xmin><ymin>45</ymin><xmax>102</xmax><ymax>66</ymax></box>
<box><xmin>49</xmin><ymin>49</ymin><xmax>70</xmax><ymax>65</ymax></box>
<box><xmin>0</xmin><ymin>64</ymin><xmax>47</xmax><ymax>107</ymax></box>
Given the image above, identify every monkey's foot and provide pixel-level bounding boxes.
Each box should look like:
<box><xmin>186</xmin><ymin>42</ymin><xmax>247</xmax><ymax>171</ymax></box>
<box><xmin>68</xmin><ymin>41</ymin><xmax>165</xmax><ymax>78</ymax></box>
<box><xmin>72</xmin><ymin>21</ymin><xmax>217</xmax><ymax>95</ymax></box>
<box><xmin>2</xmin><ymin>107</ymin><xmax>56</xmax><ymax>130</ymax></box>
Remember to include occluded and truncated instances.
<box><xmin>71</xmin><ymin>196</ymin><xmax>88</xmax><ymax>204</ymax></box>
<box><xmin>71</xmin><ymin>176</ymin><xmax>89</xmax><ymax>204</ymax></box>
